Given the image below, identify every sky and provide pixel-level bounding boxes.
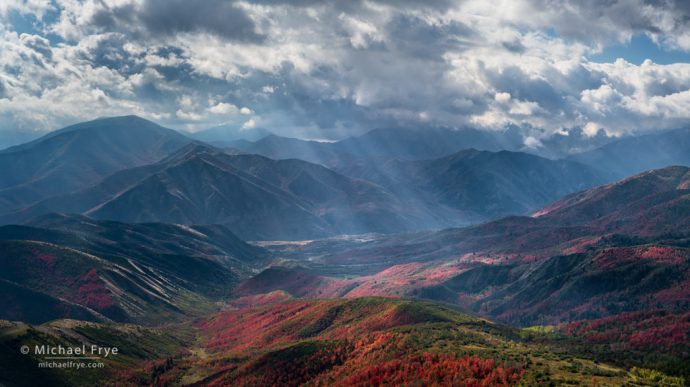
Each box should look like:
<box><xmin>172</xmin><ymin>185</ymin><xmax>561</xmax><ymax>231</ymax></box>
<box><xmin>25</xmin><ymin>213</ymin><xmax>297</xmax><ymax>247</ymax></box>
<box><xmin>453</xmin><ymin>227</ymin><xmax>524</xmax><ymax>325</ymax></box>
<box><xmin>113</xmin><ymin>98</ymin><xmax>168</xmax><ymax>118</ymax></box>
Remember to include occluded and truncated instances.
<box><xmin>1</xmin><ymin>0</ymin><xmax>690</xmax><ymax>146</ymax></box>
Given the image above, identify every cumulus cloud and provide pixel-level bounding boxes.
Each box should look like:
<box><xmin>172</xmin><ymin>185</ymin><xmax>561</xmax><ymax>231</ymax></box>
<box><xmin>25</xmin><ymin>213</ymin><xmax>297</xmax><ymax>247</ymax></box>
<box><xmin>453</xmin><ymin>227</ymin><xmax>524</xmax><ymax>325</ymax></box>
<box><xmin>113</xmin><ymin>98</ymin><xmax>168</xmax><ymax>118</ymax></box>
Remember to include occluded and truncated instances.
<box><xmin>1</xmin><ymin>0</ymin><xmax>690</xmax><ymax>144</ymax></box>
<box><xmin>208</xmin><ymin>102</ymin><xmax>239</xmax><ymax>115</ymax></box>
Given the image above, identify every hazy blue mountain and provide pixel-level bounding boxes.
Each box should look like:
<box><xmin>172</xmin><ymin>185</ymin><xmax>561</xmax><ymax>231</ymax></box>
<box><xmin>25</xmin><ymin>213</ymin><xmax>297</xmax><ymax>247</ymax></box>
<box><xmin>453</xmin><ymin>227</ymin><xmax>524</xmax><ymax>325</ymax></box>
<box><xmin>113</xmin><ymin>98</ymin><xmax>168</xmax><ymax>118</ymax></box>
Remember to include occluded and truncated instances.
<box><xmin>231</xmin><ymin>125</ymin><xmax>625</xmax><ymax>164</ymax></box>
<box><xmin>8</xmin><ymin>143</ymin><xmax>428</xmax><ymax>240</ymax></box>
<box><xmin>4</xmin><ymin>141</ymin><xmax>608</xmax><ymax>238</ymax></box>
<box><xmin>189</xmin><ymin>123</ymin><xmax>272</xmax><ymax>146</ymax></box>
<box><xmin>337</xmin><ymin>148</ymin><xmax>609</xmax><ymax>219</ymax></box>
<box><xmin>229</xmin><ymin>127</ymin><xmax>524</xmax><ymax>167</ymax></box>
<box><xmin>228</xmin><ymin>134</ymin><xmax>342</xmax><ymax>165</ymax></box>
<box><xmin>0</xmin><ymin>116</ymin><xmax>191</xmax><ymax>214</ymax></box>
<box><xmin>569</xmin><ymin>127</ymin><xmax>690</xmax><ymax>179</ymax></box>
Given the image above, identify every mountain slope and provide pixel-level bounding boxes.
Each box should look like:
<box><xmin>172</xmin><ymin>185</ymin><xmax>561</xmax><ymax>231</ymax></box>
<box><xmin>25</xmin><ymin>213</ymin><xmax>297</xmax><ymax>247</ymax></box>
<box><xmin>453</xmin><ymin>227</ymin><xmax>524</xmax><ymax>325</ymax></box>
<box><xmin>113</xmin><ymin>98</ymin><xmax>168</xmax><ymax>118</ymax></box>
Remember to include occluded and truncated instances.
<box><xmin>4</xmin><ymin>298</ymin><xmax>672</xmax><ymax>386</ymax></box>
<box><xmin>252</xmin><ymin>167</ymin><xmax>690</xmax><ymax>328</ymax></box>
<box><xmin>148</xmin><ymin>298</ymin><xmax>669</xmax><ymax>385</ymax></box>
<box><xmin>328</xmin><ymin>166</ymin><xmax>690</xmax><ymax>264</ymax></box>
<box><xmin>7</xmin><ymin>143</ymin><xmax>430</xmax><ymax>239</ymax></box>
<box><xmin>338</xmin><ymin>148</ymin><xmax>608</xmax><ymax>219</ymax></box>
<box><xmin>0</xmin><ymin>214</ymin><xmax>267</xmax><ymax>324</ymax></box>
<box><xmin>230</xmin><ymin>127</ymin><xmax>523</xmax><ymax>167</ymax></box>
<box><xmin>534</xmin><ymin>165</ymin><xmax>690</xmax><ymax>234</ymax></box>
<box><xmin>0</xmin><ymin>319</ymin><xmax>193</xmax><ymax>386</ymax></box>
<box><xmin>570</xmin><ymin>127</ymin><xmax>690</xmax><ymax>179</ymax></box>
<box><xmin>0</xmin><ymin>116</ymin><xmax>190</xmax><ymax>214</ymax></box>
<box><xmin>425</xmin><ymin>241</ymin><xmax>690</xmax><ymax>325</ymax></box>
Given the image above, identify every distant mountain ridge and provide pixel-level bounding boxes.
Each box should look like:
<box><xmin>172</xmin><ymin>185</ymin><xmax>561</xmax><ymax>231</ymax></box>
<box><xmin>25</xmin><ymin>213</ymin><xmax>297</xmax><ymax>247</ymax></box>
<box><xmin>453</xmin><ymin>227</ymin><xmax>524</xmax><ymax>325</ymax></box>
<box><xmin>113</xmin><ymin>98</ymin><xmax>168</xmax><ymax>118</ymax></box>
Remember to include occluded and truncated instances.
<box><xmin>0</xmin><ymin>116</ymin><xmax>191</xmax><ymax>214</ymax></box>
<box><xmin>337</xmin><ymin>148</ymin><xmax>608</xmax><ymax>219</ymax></box>
<box><xmin>569</xmin><ymin>127</ymin><xmax>690</xmax><ymax>179</ymax></box>
<box><xmin>324</xmin><ymin>165</ymin><xmax>690</xmax><ymax>265</ymax></box>
<box><xmin>189</xmin><ymin>123</ymin><xmax>272</xmax><ymax>147</ymax></box>
<box><xmin>4</xmin><ymin>142</ymin><xmax>610</xmax><ymax>239</ymax></box>
<box><xmin>1</xmin><ymin>115</ymin><xmax>688</xmax><ymax>241</ymax></box>
<box><xmin>6</xmin><ymin>143</ymin><xmax>427</xmax><ymax>239</ymax></box>
<box><xmin>228</xmin><ymin>127</ymin><xmax>525</xmax><ymax>167</ymax></box>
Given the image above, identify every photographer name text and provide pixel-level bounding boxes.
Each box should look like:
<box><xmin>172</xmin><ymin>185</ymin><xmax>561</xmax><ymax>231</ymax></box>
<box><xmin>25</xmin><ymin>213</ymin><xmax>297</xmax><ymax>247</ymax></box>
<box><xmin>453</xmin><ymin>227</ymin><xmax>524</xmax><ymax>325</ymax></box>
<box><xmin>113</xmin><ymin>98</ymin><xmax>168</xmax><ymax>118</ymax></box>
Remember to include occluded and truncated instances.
<box><xmin>27</xmin><ymin>344</ymin><xmax>118</xmax><ymax>357</ymax></box>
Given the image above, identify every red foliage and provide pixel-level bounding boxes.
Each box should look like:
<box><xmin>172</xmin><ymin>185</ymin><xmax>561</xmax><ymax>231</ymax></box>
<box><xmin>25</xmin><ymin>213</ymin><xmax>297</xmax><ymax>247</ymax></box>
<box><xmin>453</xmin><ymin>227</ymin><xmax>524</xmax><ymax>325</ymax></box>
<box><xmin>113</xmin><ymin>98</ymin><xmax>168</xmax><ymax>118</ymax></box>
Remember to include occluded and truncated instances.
<box><xmin>197</xmin><ymin>300</ymin><xmax>437</xmax><ymax>354</ymax></box>
<box><xmin>76</xmin><ymin>268</ymin><xmax>113</xmax><ymax>310</ymax></box>
<box><xmin>559</xmin><ymin>310</ymin><xmax>690</xmax><ymax>354</ymax></box>
<box><xmin>29</xmin><ymin>248</ymin><xmax>57</xmax><ymax>266</ymax></box>
<box><xmin>198</xmin><ymin>300</ymin><xmax>317</xmax><ymax>353</ymax></box>
<box><xmin>230</xmin><ymin>290</ymin><xmax>293</xmax><ymax>309</ymax></box>
<box><xmin>341</xmin><ymin>353</ymin><xmax>524</xmax><ymax>386</ymax></box>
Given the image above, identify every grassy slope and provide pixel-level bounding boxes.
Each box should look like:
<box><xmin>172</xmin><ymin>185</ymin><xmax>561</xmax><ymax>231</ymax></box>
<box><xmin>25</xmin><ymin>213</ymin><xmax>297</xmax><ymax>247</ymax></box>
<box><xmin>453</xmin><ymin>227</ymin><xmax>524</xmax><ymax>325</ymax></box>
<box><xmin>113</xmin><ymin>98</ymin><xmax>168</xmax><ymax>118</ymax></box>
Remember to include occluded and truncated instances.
<box><xmin>111</xmin><ymin>298</ymin><xmax>687</xmax><ymax>386</ymax></box>
<box><xmin>0</xmin><ymin>319</ymin><xmax>194</xmax><ymax>387</ymax></box>
<box><xmin>0</xmin><ymin>298</ymin><xmax>685</xmax><ymax>386</ymax></box>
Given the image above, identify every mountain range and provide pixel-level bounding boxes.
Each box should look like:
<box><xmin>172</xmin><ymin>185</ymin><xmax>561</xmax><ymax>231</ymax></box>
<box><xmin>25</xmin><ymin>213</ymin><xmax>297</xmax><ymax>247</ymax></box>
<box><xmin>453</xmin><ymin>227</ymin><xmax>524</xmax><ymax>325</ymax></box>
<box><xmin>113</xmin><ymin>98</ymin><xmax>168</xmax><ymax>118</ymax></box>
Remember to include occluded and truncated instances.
<box><xmin>243</xmin><ymin>166</ymin><xmax>690</xmax><ymax>329</ymax></box>
<box><xmin>1</xmin><ymin>115</ymin><xmax>690</xmax><ymax>385</ymax></box>
<box><xmin>5</xmin><ymin>142</ymin><xmax>423</xmax><ymax>239</ymax></box>
<box><xmin>226</xmin><ymin>127</ymin><xmax>525</xmax><ymax>167</ymax></box>
<box><xmin>0</xmin><ymin>116</ymin><xmax>620</xmax><ymax>239</ymax></box>
<box><xmin>0</xmin><ymin>116</ymin><xmax>190</xmax><ymax>215</ymax></box>
<box><xmin>337</xmin><ymin>148</ymin><xmax>609</xmax><ymax>218</ymax></box>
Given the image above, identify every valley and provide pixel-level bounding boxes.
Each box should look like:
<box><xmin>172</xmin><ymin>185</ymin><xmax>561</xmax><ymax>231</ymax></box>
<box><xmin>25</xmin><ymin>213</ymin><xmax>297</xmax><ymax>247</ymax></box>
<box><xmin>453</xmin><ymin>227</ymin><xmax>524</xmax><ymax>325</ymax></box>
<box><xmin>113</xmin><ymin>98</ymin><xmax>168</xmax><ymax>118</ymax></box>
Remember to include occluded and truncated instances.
<box><xmin>0</xmin><ymin>116</ymin><xmax>688</xmax><ymax>386</ymax></box>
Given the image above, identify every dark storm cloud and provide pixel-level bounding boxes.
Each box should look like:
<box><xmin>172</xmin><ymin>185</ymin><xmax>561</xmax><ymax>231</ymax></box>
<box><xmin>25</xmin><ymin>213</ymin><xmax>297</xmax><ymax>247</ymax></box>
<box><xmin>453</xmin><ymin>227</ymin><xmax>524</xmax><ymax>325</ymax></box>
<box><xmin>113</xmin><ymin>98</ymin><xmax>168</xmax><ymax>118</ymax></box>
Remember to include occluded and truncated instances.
<box><xmin>487</xmin><ymin>66</ymin><xmax>567</xmax><ymax>111</ymax></box>
<box><xmin>385</xmin><ymin>14</ymin><xmax>475</xmax><ymax>59</ymax></box>
<box><xmin>646</xmin><ymin>0</ymin><xmax>690</xmax><ymax>18</ymax></box>
<box><xmin>251</xmin><ymin>0</ymin><xmax>455</xmax><ymax>11</ymax></box>
<box><xmin>502</xmin><ymin>40</ymin><xmax>525</xmax><ymax>53</ymax></box>
<box><xmin>91</xmin><ymin>0</ymin><xmax>264</xmax><ymax>43</ymax></box>
<box><xmin>525</xmin><ymin>0</ymin><xmax>686</xmax><ymax>43</ymax></box>
<box><xmin>140</xmin><ymin>0</ymin><xmax>263</xmax><ymax>42</ymax></box>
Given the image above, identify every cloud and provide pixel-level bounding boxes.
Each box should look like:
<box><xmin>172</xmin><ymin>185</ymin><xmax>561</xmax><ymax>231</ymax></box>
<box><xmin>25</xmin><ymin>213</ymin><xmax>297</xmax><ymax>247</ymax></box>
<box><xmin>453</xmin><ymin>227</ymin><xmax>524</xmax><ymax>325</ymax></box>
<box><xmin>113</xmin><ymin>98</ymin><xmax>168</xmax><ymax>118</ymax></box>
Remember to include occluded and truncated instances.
<box><xmin>241</xmin><ymin>118</ymin><xmax>257</xmax><ymax>130</ymax></box>
<box><xmin>89</xmin><ymin>0</ymin><xmax>264</xmax><ymax>43</ymax></box>
<box><xmin>208</xmin><ymin>102</ymin><xmax>239</xmax><ymax>115</ymax></box>
<box><xmin>1</xmin><ymin>0</ymin><xmax>690</xmax><ymax>145</ymax></box>
<box><xmin>495</xmin><ymin>92</ymin><xmax>511</xmax><ymax>103</ymax></box>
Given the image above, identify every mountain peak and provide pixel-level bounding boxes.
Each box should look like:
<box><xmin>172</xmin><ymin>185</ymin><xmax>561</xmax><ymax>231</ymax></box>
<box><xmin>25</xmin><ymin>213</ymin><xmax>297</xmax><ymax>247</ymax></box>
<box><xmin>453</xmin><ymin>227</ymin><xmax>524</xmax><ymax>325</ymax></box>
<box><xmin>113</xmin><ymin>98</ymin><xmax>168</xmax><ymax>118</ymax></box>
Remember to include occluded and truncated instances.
<box><xmin>159</xmin><ymin>141</ymin><xmax>223</xmax><ymax>164</ymax></box>
<box><xmin>56</xmin><ymin>115</ymin><xmax>166</xmax><ymax>134</ymax></box>
<box><xmin>0</xmin><ymin>116</ymin><xmax>191</xmax><ymax>212</ymax></box>
<box><xmin>92</xmin><ymin>114</ymin><xmax>148</xmax><ymax>122</ymax></box>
